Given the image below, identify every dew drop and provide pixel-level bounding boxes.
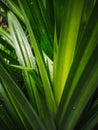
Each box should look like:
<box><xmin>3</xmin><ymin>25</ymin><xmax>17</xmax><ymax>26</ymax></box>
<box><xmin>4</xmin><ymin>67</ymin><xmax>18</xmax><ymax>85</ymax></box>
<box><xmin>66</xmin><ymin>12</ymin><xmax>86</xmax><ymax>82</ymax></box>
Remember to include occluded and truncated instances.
<box><xmin>31</xmin><ymin>2</ymin><xmax>33</xmax><ymax>5</ymax></box>
<box><xmin>73</xmin><ymin>106</ymin><xmax>76</xmax><ymax>110</ymax></box>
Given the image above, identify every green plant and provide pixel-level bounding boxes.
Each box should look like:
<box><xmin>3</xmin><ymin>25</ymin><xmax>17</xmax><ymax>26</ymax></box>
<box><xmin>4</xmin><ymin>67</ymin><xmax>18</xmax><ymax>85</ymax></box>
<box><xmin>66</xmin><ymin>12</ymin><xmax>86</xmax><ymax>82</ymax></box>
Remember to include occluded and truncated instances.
<box><xmin>0</xmin><ymin>0</ymin><xmax>98</xmax><ymax>130</ymax></box>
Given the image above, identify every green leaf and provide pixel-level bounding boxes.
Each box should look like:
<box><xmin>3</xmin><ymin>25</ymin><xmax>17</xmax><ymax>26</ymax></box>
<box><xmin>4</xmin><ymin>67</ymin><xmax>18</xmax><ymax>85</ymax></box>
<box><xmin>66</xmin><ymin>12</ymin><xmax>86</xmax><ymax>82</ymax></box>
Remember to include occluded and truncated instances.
<box><xmin>0</xmin><ymin>0</ymin><xmax>9</xmax><ymax>11</ymax></box>
<box><xmin>76</xmin><ymin>0</ymin><xmax>95</xmax><ymax>52</ymax></box>
<box><xmin>7</xmin><ymin>0</ymin><xmax>24</xmax><ymax>22</ymax></box>
<box><xmin>18</xmin><ymin>0</ymin><xmax>57</xmax><ymax>117</ymax></box>
<box><xmin>0</xmin><ymin>49</ymin><xmax>17</xmax><ymax>64</ymax></box>
<box><xmin>8</xmin><ymin>12</ymin><xmax>56</xmax><ymax>130</ymax></box>
<box><xmin>8</xmin><ymin>11</ymin><xmax>37</xmax><ymax>110</ymax></box>
<box><xmin>9</xmin><ymin>64</ymin><xmax>33</xmax><ymax>71</ymax></box>
<box><xmin>76</xmin><ymin>98</ymin><xmax>98</xmax><ymax>130</ymax></box>
<box><xmin>0</xmin><ymin>28</ymin><xmax>13</xmax><ymax>47</ymax></box>
<box><xmin>0</xmin><ymin>83</ymin><xmax>23</xmax><ymax>130</ymax></box>
<box><xmin>0</xmin><ymin>59</ymin><xmax>46</xmax><ymax>130</ymax></box>
<box><xmin>0</xmin><ymin>0</ymin><xmax>98</xmax><ymax>129</ymax></box>
<box><xmin>58</xmin><ymin>45</ymin><xmax>98</xmax><ymax>130</ymax></box>
<box><xmin>54</xmin><ymin>0</ymin><xmax>84</xmax><ymax>105</ymax></box>
<box><xmin>56</xmin><ymin>1</ymin><xmax>98</xmax><ymax>129</ymax></box>
<box><xmin>0</xmin><ymin>101</ymin><xmax>17</xmax><ymax>130</ymax></box>
<box><xmin>57</xmin><ymin>0</ymin><xmax>98</xmax><ymax>124</ymax></box>
<box><xmin>21</xmin><ymin>0</ymin><xmax>53</xmax><ymax>59</ymax></box>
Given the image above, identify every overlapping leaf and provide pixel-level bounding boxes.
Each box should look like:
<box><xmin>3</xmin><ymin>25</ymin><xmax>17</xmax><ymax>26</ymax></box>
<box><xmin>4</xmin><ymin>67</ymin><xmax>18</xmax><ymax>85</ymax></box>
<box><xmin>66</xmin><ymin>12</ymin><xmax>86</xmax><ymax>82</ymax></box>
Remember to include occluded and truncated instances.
<box><xmin>0</xmin><ymin>0</ymin><xmax>98</xmax><ymax>130</ymax></box>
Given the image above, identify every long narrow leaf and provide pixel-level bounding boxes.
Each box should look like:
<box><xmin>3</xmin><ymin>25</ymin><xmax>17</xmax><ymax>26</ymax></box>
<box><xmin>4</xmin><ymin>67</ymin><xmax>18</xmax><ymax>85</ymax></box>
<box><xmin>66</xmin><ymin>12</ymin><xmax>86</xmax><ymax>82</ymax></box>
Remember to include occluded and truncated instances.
<box><xmin>58</xmin><ymin>45</ymin><xmax>98</xmax><ymax>130</ymax></box>
<box><xmin>0</xmin><ymin>82</ymin><xmax>24</xmax><ymax>129</ymax></box>
<box><xmin>0</xmin><ymin>59</ymin><xmax>46</xmax><ymax>130</ymax></box>
<box><xmin>57</xmin><ymin>1</ymin><xmax>98</xmax><ymax>124</ymax></box>
<box><xmin>18</xmin><ymin>0</ymin><xmax>57</xmax><ymax>116</ymax></box>
<box><xmin>6</xmin><ymin>0</ymin><xmax>24</xmax><ymax>22</ymax></box>
<box><xmin>8</xmin><ymin>12</ymin><xmax>56</xmax><ymax>130</ymax></box>
<box><xmin>54</xmin><ymin>0</ymin><xmax>84</xmax><ymax>105</ymax></box>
